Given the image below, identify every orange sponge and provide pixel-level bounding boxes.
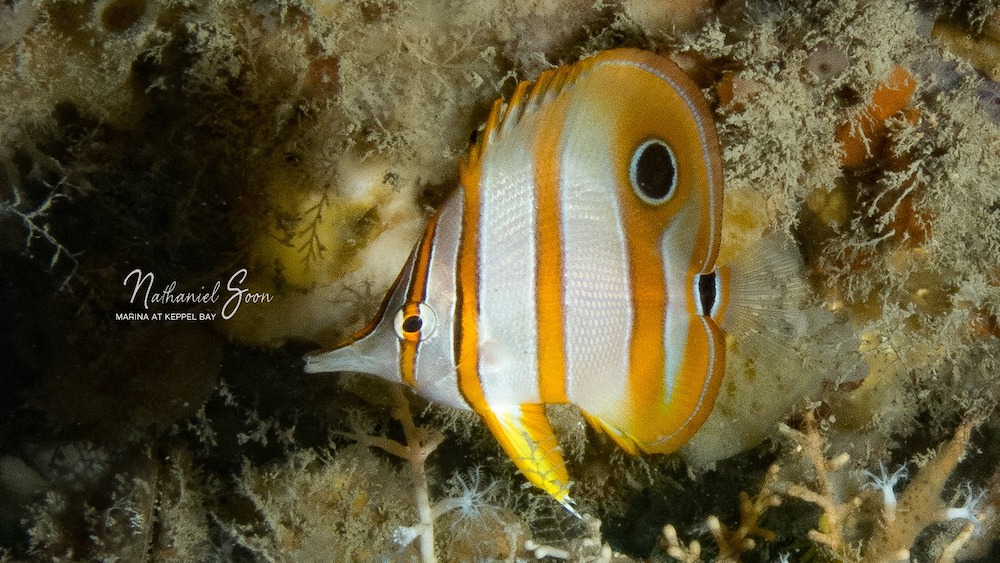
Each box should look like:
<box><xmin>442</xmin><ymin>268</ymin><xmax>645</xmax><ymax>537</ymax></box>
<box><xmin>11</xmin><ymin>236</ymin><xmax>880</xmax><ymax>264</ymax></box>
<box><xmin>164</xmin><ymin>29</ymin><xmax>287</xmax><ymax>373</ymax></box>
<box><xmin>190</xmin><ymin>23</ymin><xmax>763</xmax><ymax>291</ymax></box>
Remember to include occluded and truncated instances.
<box><xmin>835</xmin><ymin>66</ymin><xmax>917</xmax><ymax>169</ymax></box>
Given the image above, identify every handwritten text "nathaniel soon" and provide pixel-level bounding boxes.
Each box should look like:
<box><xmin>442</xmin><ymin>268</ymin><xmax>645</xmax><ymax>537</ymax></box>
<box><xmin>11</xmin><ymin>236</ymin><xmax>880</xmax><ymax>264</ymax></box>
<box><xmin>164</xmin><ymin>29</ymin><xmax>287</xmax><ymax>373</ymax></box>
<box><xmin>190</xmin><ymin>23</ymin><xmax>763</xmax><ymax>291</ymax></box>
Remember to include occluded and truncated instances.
<box><xmin>124</xmin><ymin>269</ymin><xmax>272</xmax><ymax>320</ymax></box>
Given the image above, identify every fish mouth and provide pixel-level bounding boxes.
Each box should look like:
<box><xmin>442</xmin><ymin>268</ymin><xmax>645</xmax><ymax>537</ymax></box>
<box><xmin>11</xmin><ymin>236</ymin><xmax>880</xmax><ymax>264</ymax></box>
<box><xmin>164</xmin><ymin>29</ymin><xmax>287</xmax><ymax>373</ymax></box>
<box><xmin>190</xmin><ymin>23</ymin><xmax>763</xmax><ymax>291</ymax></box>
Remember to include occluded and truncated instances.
<box><xmin>303</xmin><ymin>344</ymin><xmax>372</xmax><ymax>374</ymax></box>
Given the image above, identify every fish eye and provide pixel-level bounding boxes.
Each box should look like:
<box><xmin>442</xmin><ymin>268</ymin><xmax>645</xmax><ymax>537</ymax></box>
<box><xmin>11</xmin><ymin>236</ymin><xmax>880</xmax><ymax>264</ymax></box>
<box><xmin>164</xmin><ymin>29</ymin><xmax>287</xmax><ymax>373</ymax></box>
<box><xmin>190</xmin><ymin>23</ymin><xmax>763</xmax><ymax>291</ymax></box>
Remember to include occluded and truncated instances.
<box><xmin>694</xmin><ymin>271</ymin><xmax>720</xmax><ymax>317</ymax></box>
<box><xmin>629</xmin><ymin>139</ymin><xmax>677</xmax><ymax>205</ymax></box>
<box><xmin>393</xmin><ymin>302</ymin><xmax>437</xmax><ymax>341</ymax></box>
<box><xmin>401</xmin><ymin>315</ymin><xmax>423</xmax><ymax>333</ymax></box>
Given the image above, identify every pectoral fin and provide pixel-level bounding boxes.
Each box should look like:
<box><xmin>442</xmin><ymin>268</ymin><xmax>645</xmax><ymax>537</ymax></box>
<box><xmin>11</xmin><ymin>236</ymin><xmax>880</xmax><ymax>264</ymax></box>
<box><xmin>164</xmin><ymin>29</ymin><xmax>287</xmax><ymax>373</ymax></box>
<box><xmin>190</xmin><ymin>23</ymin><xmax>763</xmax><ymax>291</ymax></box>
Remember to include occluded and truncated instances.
<box><xmin>480</xmin><ymin>404</ymin><xmax>574</xmax><ymax>509</ymax></box>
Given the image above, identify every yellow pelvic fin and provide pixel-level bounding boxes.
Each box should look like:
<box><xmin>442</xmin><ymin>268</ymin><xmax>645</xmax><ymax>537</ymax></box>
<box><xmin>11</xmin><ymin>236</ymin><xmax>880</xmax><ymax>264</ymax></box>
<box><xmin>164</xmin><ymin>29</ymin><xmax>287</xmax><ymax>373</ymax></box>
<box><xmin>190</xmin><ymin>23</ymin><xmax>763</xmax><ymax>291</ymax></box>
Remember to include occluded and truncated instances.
<box><xmin>481</xmin><ymin>404</ymin><xmax>573</xmax><ymax>506</ymax></box>
<box><xmin>581</xmin><ymin>411</ymin><xmax>643</xmax><ymax>456</ymax></box>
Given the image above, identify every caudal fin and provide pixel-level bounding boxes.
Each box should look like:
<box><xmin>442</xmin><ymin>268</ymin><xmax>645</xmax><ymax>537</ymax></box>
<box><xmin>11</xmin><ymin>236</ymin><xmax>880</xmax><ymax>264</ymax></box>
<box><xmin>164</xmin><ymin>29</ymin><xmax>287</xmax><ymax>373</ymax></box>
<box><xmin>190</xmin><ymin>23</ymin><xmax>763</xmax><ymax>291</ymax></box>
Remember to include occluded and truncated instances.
<box><xmin>679</xmin><ymin>235</ymin><xmax>817</xmax><ymax>467</ymax></box>
<box><xmin>716</xmin><ymin>234</ymin><xmax>809</xmax><ymax>347</ymax></box>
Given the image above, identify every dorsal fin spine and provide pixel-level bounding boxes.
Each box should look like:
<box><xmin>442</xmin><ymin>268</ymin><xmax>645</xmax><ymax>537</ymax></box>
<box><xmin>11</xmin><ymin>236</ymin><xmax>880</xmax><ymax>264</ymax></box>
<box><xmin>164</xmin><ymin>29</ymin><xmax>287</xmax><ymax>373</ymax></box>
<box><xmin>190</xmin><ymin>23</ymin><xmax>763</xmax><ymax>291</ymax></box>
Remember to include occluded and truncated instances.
<box><xmin>547</xmin><ymin>63</ymin><xmax>574</xmax><ymax>104</ymax></box>
<box><xmin>462</xmin><ymin>58</ymin><xmax>594</xmax><ymax>176</ymax></box>
<box><xmin>503</xmin><ymin>80</ymin><xmax>532</xmax><ymax>132</ymax></box>
<box><xmin>465</xmin><ymin>98</ymin><xmax>503</xmax><ymax>170</ymax></box>
<box><xmin>527</xmin><ymin>68</ymin><xmax>555</xmax><ymax>112</ymax></box>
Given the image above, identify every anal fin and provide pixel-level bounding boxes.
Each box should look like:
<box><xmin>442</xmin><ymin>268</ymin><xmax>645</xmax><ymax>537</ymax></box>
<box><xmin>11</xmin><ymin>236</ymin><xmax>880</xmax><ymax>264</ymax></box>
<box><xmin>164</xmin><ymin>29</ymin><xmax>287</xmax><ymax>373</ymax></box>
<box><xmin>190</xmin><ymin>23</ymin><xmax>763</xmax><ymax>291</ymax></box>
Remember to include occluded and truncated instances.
<box><xmin>480</xmin><ymin>404</ymin><xmax>575</xmax><ymax>511</ymax></box>
<box><xmin>580</xmin><ymin>411</ymin><xmax>643</xmax><ymax>456</ymax></box>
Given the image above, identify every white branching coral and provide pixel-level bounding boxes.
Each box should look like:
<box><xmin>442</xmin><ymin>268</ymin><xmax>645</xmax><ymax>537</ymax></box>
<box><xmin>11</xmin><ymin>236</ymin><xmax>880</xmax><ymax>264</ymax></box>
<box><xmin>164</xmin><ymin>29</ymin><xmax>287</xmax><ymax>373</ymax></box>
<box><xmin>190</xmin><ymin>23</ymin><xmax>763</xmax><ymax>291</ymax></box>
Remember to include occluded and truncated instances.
<box><xmin>692</xmin><ymin>411</ymin><xmax>993</xmax><ymax>562</ymax></box>
<box><xmin>773</xmin><ymin>410</ymin><xmax>860</xmax><ymax>555</ymax></box>
<box><xmin>345</xmin><ymin>385</ymin><xmax>444</xmax><ymax>563</ymax></box>
<box><xmin>660</xmin><ymin>523</ymin><xmax>703</xmax><ymax>563</ymax></box>
<box><xmin>655</xmin><ymin>464</ymin><xmax>781</xmax><ymax>562</ymax></box>
<box><xmin>860</xmin><ymin>422</ymin><xmax>982</xmax><ymax>562</ymax></box>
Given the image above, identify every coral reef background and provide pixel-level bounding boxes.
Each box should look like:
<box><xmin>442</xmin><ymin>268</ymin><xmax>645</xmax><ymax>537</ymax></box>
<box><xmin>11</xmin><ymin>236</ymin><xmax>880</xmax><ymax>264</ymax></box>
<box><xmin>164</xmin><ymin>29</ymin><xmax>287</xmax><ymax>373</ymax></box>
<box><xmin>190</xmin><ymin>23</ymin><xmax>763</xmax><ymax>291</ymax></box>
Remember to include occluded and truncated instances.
<box><xmin>1</xmin><ymin>0</ymin><xmax>999</xmax><ymax>561</ymax></box>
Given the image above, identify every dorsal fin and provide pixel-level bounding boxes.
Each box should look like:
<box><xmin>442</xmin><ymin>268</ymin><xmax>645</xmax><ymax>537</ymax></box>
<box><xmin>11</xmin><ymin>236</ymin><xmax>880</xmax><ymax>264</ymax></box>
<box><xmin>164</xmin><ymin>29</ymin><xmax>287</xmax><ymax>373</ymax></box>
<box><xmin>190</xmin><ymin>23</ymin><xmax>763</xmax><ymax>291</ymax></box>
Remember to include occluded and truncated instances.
<box><xmin>462</xmin><ymin>60</ymin><xmax>590</xmax><ymax>175</ymax></box>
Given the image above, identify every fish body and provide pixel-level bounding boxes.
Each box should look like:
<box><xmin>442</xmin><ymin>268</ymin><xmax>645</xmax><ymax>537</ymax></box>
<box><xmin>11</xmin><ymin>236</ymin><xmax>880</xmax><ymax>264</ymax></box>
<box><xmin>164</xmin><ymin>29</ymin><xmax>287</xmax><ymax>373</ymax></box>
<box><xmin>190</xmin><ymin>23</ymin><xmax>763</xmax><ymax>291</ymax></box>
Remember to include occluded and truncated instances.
<box><xmin>306</xmin><ymin>48</ymin><xmax>732</xmax><ymax>507</ymax></box>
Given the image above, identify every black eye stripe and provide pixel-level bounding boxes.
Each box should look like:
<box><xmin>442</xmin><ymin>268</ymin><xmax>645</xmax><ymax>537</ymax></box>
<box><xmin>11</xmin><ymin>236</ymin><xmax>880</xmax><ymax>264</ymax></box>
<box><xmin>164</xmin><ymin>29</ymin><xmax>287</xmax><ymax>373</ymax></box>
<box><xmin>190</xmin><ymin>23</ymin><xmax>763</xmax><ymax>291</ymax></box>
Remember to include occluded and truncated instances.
<box><xmin>630</xmin><ymin>139</ymin><xmax>677</xmax><ymax>204</ymax></box>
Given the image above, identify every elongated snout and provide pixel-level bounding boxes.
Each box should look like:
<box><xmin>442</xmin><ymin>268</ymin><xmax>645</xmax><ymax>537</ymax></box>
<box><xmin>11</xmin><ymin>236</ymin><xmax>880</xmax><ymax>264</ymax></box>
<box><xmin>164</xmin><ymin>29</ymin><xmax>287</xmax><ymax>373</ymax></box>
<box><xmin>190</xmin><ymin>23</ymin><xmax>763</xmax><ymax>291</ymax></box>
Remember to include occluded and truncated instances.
<box><xmin>304</xmin><ymin>329</ymin><xmax>400</xmax><ymax>384</ymax></box>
